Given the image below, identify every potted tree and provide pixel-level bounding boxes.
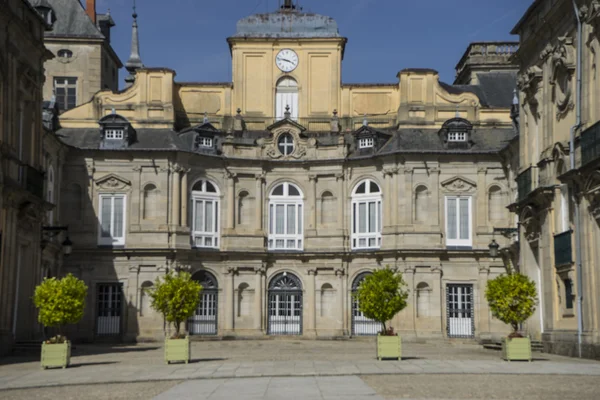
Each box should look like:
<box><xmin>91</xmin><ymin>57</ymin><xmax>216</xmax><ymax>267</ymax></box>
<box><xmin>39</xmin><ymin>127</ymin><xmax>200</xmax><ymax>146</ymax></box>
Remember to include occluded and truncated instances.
<box><xmin>355</xmin><ymin>267</ymin><xmax>409</xmax><ymax>360</ymax></box>
<box><xmin>33</xmin><ymin>274</ymin><xmax>88</xmax><ymax>369</ymax></box>
<box><xmin>485</xmin><ymin>271</ymin><xmax>537</xmax><ymax>361</ymax></box>
<box><xmin>148</xmin><ymin>270</ymin><xmax>202</xmax><ymax>364</ymax></box>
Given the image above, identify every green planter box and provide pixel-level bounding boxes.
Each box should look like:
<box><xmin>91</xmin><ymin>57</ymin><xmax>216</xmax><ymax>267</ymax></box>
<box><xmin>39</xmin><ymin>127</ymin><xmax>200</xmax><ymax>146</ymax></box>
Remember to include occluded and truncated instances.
<box><xmin>165</xmin><ymin>336</ymin><xmax>190</xmax><ymax>364</ymax></box>
<box><xmin>377</xmin><ymin>334</ymin><xmax>401</xmax><ymax>360</ymax></box>
<box><xmin>502</xmin><ymin>337</ymin><xmax>532</xmax><ymax>361</ymax></box>
<box><xmin>41</xmin><ymin>341</ymin><xmax>71</xmax><ymax>369</ymax></box>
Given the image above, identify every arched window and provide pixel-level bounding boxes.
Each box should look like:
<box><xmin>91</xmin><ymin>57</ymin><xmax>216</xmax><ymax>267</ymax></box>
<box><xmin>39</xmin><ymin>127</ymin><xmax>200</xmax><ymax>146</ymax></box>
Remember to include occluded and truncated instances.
<box><xmin>143</xmin><ymin>184</ymin><xmax>158</xmax><ymax>220</ymax></box>
<box><xmin>47</xmin><ymin>165</ymin><xmax>55</xmax><ymax>223</ymax></box>
<box><xmin>351</xmin><ymin>179</ymin><xmax>382</xmax><ymax>249</ymax></box>
<box><xmin>275</xmin><ymin>77</ymin><xmax>298</xmax><ymax>120</ymax></box>
<box><xmin>268</xmin><ymin>182</ymin><xmax>303</xmax><ymax>250</ymax></box>
<box><xmin>488</xmin><ymin>185</ymin><xmax>503</xmax><ymax>222</ymax></box>
<box><xmin>320</xmin><ymin>191</ymin><xmax>336</xmax><ymax>226</ymax></box>
<box><xmin>191</xmin><ymin>179</ymin><xmax>220</xmax><ymax>248</ymax></box>
<box><xmin>414</xmin><ymin>185</ymin><xmax>429</xmax><ymax>223</ymax></box>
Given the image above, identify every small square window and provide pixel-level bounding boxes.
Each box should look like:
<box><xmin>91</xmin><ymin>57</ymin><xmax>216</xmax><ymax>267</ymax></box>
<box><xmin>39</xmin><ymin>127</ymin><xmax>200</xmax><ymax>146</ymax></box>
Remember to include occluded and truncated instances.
<box><xmin>198</xmin><ymin>137</ymin><xmax>213</xmax><ymax>148</ymax></box>
<box><xmin>105</xmin><ymin>129</ymin><xmax>124</xmax><ymax>140</ymax></box>
<box><xmin>448</xmin><ymin>132</ymin><xmax>467</xmax><ymax>142</ymax></box>
<box><xmin>359</xmin><ymin>137</ymin><xmax>374</xmax><ymax>149</ymax></box>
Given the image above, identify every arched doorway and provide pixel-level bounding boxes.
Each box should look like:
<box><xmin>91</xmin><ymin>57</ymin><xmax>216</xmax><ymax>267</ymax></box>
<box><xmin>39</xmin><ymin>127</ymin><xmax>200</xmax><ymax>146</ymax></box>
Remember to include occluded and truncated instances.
<box><xmin>268</xmin><ymin>272</ymin><xmax>302</xmax><ymax>335</ymax></box>
<box><xmin>188</xmin><ymin>271</ymin><xmax>218</xmax><ymax>335</ymax></box>
<box><xmin>351</xmin><ymin>272</ymin><xmax>382</xmax><ymax>336</ymax></box>
<box><xmin>275</xmin><ymin>77</ymin><xmax>298</xmax><ymax>121</ymax></box>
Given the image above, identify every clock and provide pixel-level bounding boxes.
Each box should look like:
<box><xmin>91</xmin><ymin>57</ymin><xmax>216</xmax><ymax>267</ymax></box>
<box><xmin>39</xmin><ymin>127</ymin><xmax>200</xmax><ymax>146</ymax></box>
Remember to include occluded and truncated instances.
<box><xmin>276</xmin><ymin>49</ymin><xmax>299</xmax><ymax>72</ymax></box>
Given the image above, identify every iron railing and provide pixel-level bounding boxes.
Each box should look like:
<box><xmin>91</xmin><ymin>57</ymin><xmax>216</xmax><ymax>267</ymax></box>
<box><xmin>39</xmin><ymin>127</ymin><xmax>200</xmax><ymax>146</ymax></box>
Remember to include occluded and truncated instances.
<box><xmin>554</xmin><ymin>230</ymin><xmax>573</xmax><ymax>267</ymax></box>
<box><xmin>516</xmin><ymin>166</ymin><xmax>537</xmax><ymax>203</ymax></box>
<box><xmin>581</xmin><ymin>121</ymin><xmax>600</xmax><ymax>166</ymax></box>
<box><xmin>19</xmin><ymin>164</ymin><xmax>45</xmax><ymax>199</ymax></box>
<box><xmin>187</xmin><ymin>289</ymin><xmax>218</xmax><ymax>335</ymax></box>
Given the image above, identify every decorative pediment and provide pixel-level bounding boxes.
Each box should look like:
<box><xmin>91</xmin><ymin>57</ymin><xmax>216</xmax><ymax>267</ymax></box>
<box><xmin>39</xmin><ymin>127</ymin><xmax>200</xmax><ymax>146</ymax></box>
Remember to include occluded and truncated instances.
<box><xmin>95</xmin><ymin>174</ymin><xmax>132</xmax><ymax>191</ymax></box>
<box><xmin>257</xmin><ymin>119</ymin><xmax>315</xmax><ymax>160</ymax></box>
<box><xmin>266</xmin><ymin>118</ymin><xmax>307</xmax><ymax>133</ymax></box>
<box><xmin>441</xmin><ymin>176</ymin><xmax>477</xmax><ymax>193</ymax></box>
<box><xmin>193</xmin><ymin>122</ymin><xmax>220</xmax><ymax>133</ymax></box>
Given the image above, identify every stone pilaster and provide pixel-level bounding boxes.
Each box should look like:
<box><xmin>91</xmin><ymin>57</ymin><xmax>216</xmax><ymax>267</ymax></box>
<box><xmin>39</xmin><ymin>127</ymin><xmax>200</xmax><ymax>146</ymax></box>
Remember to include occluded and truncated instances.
<box><xmin>225</xmin><ymin>266</ymin><xmax>238</xmax><ymax>333</ymax></box>
<box><xmin>401</xmin><ymin>167</ymin><xmax>414</xmax><ymax>225</ymax></box>
<box><xmin>306</xmin><ymin>269</ymin><xmax>317</xmax><ymax>336</ymax></box>
<box><xmin>181</xmin><ymin>168</ymin><xmax>189</xmax><ymax>227</ymax></box>
<box><xmin>478</xmin><ymin>264</ymin><xmax>491</xmax><ymax>338</ymax></box>
<box><xmin>431</xmin><ymin>265</ymin><xmax>443</xmax><ymax>335</ymax></box>
<box><xmin>226</xmin><ymin>171</ymin><xmax>237</xmax><ymax>230</ymax></box>
<box><xmin>171</xmin><ymin>164</ymin><xmax>181</xmax><ymax>227</ymax></box>
<box><xmin>255</xmin><ymin>173</ymin><xmax>265</xmax><ymax>232</ymax></box>
<box><xmin>335</xmin><ymin>267</ymin><xmax>345</xmax><ymax>334</ymax></box>
<box><xmin>253</xmin><ymin>265</ymin><xmax>265</xmax><ymax>332</ymax></box>
<box><xmin>335</xmin><ymin>173</ymin><xmax>345</xmax><ymax>234</ymax></box>
<box><xmin>477</xmin><ymin>167</ymin><xmax>487</xmax><ymax>230</ymax></box>
<box><xmin>309</xmin><ymin>175</ymin><xmax>318</xmax><ymax>230</ymax></box>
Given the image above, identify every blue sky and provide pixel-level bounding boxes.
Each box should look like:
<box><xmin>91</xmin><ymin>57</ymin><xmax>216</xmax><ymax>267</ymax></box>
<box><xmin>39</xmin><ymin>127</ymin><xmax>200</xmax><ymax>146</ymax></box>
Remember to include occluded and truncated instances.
<box><xmin>97</xmin><ymin>0</ymin><xmax>531</xmax><ymax>87</ymax></box>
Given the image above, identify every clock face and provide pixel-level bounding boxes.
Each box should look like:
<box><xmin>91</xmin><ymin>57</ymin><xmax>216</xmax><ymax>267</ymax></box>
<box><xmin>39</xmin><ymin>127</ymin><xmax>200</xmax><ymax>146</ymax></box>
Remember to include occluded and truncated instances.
<box><xmin>276</xmin><ymin>49</ymin><xmax>299</xmax><ymax>72</ymax></box>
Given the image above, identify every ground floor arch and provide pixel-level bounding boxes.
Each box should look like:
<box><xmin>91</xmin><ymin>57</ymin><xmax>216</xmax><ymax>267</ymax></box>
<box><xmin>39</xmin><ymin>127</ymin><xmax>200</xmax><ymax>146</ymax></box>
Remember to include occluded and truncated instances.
<box><xmin>267</xmin><ymin>272</ymin><xmax>302</xmax><ymax>335</ymax></box>
<box><xmin>189</xmin><ymin>270</ymin><xmax>218</xmax><ymax>335</ymax></box>
<box><xmin>351</xmin><ymin>272</ymin><xmax>382</xmax><ymax>336</ymax></box>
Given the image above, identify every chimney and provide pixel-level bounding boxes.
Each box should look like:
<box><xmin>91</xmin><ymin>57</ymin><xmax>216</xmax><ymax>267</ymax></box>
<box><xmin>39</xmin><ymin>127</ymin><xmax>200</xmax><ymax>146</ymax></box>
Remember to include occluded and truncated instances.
<box><xmin>86</xmin><ymin>0</ymin><xmax>96</xmax><ymax>24</ymax></box>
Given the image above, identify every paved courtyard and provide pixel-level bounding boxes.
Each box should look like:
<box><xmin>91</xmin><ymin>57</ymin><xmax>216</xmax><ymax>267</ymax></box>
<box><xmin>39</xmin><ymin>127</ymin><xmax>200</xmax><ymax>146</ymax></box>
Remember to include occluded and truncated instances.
<box><xmin>1</xmin><ymin>339</ymin><xmax>599</xmax><ymax>399</ymax></box>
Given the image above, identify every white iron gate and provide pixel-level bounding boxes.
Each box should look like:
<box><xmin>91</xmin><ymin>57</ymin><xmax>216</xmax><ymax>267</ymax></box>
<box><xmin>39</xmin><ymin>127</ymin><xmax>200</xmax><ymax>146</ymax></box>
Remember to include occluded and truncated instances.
<box><xmin>268</xmin><ymin>273</ymin><xmax>302</xmax><ymax>335</ymax></box>
<box><xmin>446</xmin><ymin>284</ymin><xmax>474</xmax><ymax>338</ymax></box>
<box><xmin>351</xmin><ymin>272</ymin><xmax>382</xmax><ymax>336</ymax></box>
<box><xmin>96</xmin><ymin>283</ymin><xmax>123</xmax><ymax>336</ymax></box>
<box><xmin>188</xmin><ymin>271</ymin><xmax>218</xmax><ymax>335</ymax></box>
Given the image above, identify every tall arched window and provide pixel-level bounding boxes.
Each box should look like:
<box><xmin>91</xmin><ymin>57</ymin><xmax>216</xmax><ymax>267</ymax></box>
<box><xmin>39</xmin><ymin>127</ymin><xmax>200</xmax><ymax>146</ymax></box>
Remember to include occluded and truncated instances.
<box><xmin>351</xmin><ymin>179</ymin><xmax>382</xmax><ymax>249</ymax></box>
<box><xmin>275</xmin><ymin>77</ymin><xmax>298</xmax><ymax>120</ymax></box>
<box><xmin>191</xmin><ymin>179</ymin><xmax>220</xmax><ymax>248</ymax></box>
<box><xmin>268</xmin><ymin>182</ymin><xmax>303</xmax><ymax>250</ymax></box>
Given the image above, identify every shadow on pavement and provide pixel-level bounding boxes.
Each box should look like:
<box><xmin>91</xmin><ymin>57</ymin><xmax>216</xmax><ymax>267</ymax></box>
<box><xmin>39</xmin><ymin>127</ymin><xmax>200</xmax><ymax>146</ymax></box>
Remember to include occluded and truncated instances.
<box><xmin>70</xmin><ymin>361</ymin><xmax>119</xmax><ymax>368</ymax></box>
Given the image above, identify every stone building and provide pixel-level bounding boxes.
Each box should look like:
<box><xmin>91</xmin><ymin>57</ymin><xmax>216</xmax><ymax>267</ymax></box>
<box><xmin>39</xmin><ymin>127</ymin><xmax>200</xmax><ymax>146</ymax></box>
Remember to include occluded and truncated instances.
<box><xmin>0</xmin><ymin>0</ymin><xmax>62</xmax><ymax>354</ymax></box>
<box><xmin>51</xmin><ymin>1</ymin><xmax>522</xmax><ymax>342</ymax></box>
<box><xmin>32</xmin><ymin>0</ymin><xmax>122</xmax><ymax>112</ymax></box>
<box><xmin>511</xmin><ymin>0</ymin><xmax>600</xmax><ymax>359</ymax></box>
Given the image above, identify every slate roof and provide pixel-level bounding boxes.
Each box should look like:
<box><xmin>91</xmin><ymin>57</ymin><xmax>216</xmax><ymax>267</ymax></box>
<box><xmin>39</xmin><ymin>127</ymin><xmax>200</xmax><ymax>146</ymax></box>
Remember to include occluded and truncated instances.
<box><xmin>30</xmin><ymin>0</ymin><xmax>104</xmax><ymax>39</ymax></box>
<box><xmin>232</xmin><ymin>11</ymin><xmax>341</xmax><ymax>39</ymax></box>
<box><xmin>440</xmin><ymin>71</ymin><xmax>517</xmax><ymax>109</ymax></box>
<box><xmin>57</xmin><ymin>128</ymin><xmax>186</xmax><ymax>151</ymax></box>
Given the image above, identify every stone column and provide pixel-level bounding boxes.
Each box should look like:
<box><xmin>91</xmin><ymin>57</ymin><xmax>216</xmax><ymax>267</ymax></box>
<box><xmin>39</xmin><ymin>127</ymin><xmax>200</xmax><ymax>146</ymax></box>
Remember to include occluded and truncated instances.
<box><xmin>383</xmin><ymin>170</ymin><xmax>392</xmax><ymax>229</ymax></box>
<box><xmin>253</xmin><ymin>265</ymin><xmax>265</xmax><ymax>333</ymax></box>
<box><xmin>392</xmin><ymin>169</ymin><xmax>399</xmax><ymax>227</ymax></box>
<box><xmin>478</xmin><ymin>265</ymin><xmax>491</xmax><ymax>337</ymax></box>
<box><xmin>225</xmin><ymin>266</ymin><xmax>237</xmax><ymax>333</ymax></box>
<box><xmin>402</xmin><ymin>266</ymin><xmax>416</xmax><ymax>335</ymax></box>
<box><xmin>431</xmin><ymin>265</ymin><xmax>444</xmax><ymax>336</ymax></box>
<box><xmin>306</xmin><ymin>269</ymin><xmax>317</xmax><ymax>336</ymax></box>
<box><xmin>255</xmin><ymin>173</ymin><xmax>265</xmax><ymax>232</ymax></box>
<box><xmin>171</xmin><ymin>165</ymin><xmax>181</xmax><ymax>227</ymax></box>
<box><xmin>336</xmin><ymin>173</ymin><xmax>345</xmax><ymax>232</ymax></box>
<box><xmin>430</xmin><ymin>167</ymin><xmax>441</xmax><ymax>226</ymax></box>
<box><xmin>181</xmin><ymin>169</ymin><xmax>189</xmax><ymax>227</ymax></box>
<box><xmin>335</xmin><ymin>268</ymin><xmax>345</xmax><ymax>334</ymax></box>
<box><xmin>477</xmin><ymin>167</ymin><xmax>487</xmax><ymax>230</ymax></box>
<box><xmin>309</xmin><ymin>175</ymin><xmax>318</xmax><ymax>230</ymax></box>
<box><xmin>402</xmin><ymin>167</ymin><xmax>414</xmax><ymax>225</ymax></box>
<box><xmin>226</xmin><ymin>171</ymin><xmax>236</xmax><ymax>230</ymax></box>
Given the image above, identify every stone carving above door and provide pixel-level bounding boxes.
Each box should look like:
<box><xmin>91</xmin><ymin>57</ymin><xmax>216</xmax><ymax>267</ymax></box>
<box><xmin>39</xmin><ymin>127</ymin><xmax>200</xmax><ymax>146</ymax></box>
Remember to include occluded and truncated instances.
<box><xmin>95</xmin><ymin>173</ymin><xmax>132</xmax><ymax>191</ymax></box>
<box><xmin>441</xmin><ymin>176</ymin><xmax>477</xmax><ymax>193</ymax></box>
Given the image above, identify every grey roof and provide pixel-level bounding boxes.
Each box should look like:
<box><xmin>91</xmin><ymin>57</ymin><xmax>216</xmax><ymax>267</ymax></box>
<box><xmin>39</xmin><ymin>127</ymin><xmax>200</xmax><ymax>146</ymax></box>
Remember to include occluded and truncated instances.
<box><xmin>57</xmin><ymin>128</ymin><xmax>186</xmax><ymax>151</ymax></box>
<box><xmin>440</xmin><ymin>71</ymin><xmax>517</xmax><ymax>109</ymax></box>
<box><xmin>232</xmin><ymin>11</ymin><xmax>341</xmax><ymax>39</ymax></box>
<box><xmin>30</xmin><ymin>0</ymin><xmax>104</xmax><ymax>39</ymax></box>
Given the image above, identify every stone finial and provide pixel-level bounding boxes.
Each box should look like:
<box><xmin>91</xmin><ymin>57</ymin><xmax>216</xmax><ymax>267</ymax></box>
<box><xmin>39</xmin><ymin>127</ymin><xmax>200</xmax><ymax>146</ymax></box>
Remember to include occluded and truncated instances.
<box><xmin>331</xmin><ymin>109</ymin><xmax>340</xmax><ymax>133</ymax></box>
<box><xmin>455</xmin><ymin>104</ymin><xmax>460</xmax><ymax>118</ymax></box>
<box><xmin>284</xmin><ymin>105</ymin><xmax>291</xmax><ymax>119</ymax></box>
<box><xmin>203</xmin><ymin>111</ymin><xmax>209</xmax><ymax>124</ymax></box>
<box><xmin>124</xmin><ymin>0</ymin><xmax>144</xmax><ymax>87</ymax></box>
<box><xmin>512</xmin><ymin>88</ymin><xmax>519</xmax><ymax>105</ymax></box>
<box><xmin>234</xmin><ymin>108</ymin><xmax>244</xmax><ymax>132</ymax></box>
<box><xmin>363</xmin><ymin>113</ymin><xmax>368</xmax><ymax>126</ymax></box>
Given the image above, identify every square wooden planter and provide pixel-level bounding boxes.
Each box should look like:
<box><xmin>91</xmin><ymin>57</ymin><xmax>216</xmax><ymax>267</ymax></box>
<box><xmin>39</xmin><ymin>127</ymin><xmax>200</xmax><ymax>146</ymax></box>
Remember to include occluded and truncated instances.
<box><xmin>502</xmin><ymin>337</ymin><xmax>532</xmax><ymax>362</ymax></box>
<box><xmin>377</xmin><ymin>334</ymin><xmax>402</xmax><ymax>360</ymax></box>
<box><xmin>41</xmin><ymin>341</ymin><xmax>71</xmax><ymax>369</ymax></box>
<box><xmin>165</xmin><ymin>336</ymin><xmax>190</xmax><ymax>364</ymax></box>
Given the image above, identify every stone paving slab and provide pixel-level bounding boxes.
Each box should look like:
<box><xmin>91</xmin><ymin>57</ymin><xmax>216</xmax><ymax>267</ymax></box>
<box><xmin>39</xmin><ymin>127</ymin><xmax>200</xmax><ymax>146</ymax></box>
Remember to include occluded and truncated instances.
<box><xmin>0</xmin><ymin>340</ymin><xmax>599</xmax><ymax>390</ymax></box>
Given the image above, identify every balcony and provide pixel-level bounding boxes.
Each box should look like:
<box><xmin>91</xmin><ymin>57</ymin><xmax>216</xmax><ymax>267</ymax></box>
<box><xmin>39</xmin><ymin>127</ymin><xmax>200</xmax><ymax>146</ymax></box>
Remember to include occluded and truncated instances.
<box><xmin>516</xmin><ymin>166</ymin><xmax>538</xmax><ymax>203</ymax></box>
<box><xmin>554</xmin><ymin>230</ymin><xmax>573</xmax><ymax>267</ymax></box>
<box><xmin>581</xmin><ymin>120</ymin><xmax>600</xmax><ymax>167</ymax></box>
<box><xmin>19</xmin><ymin>164</ymin><xmax>45</xmax><ymax>199</ymax></box>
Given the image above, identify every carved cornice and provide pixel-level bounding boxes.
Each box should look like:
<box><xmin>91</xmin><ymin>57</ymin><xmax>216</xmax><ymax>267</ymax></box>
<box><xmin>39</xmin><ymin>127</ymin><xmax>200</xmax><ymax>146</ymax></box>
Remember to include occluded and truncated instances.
<box><xmin>95</xmin><ymin>174</ymin><xmax>132</xmax><ymax>191</ymax></box>
<box><xmin>441</xmin><ymin>176</ymin><xmax>477</xmax><ymax>193</ymax></box>
<box><xmin>334</xmin><ymin>268</ymin><xmax>344</xmax><ymax>277</ymax></box>
<box><xmin>227</xmin><ymin>266</ymin><xmax>239</xmax><ymax>275</ymax></box>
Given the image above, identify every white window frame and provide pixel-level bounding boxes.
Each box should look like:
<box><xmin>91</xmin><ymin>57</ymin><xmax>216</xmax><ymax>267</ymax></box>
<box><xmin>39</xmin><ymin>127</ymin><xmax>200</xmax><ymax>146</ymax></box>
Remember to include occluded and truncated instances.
<box><xmin>198</xmin><ymin>137</ymin><xmax>213</xmax><ymax>148</ymax></box>
<box><xmin>98</xmin><ymin>194</ymin><xmax>127</xmax><ymax>246</ymax></box>
<box><xmin>445</xmin><ymin>196</ymin><xmax>472</xmax><ymax>247</ymax></box>
<box><xmin>191</xmin><ymin>180</ymin><xmax>220</xmax><ymax>249</ymax></box>
<box><xmin>268</xmin><ymin>182</ymin><xmax>304</xmax><ymax>251</ymax></box>
<box><xmin>559</xmin><ymin>184</ymin><xmax>570</xmax><ymax>233</ymax></box>
<box><xmin>358</xmin><ymin>137</ymin><xmax>374</xmax><ymax>149</ymax></box>
<box><xmin>105</xmin><ymin>129</ymin><xmax>124</xmax><ymax>140</ymax></box>
<box><xmin>53</xmin><ymin>76</ymin><xmax>77</xmax><ymax>111</ymax></box>
<box><xmin>351</xmin><ymin>179</ymin><xmax>382</xmax><ymax>250</ymax></box>
<box><xmin>448</xmin><ymin>131</ymin><xmax>467</xmax><ymax>142</ymax></box>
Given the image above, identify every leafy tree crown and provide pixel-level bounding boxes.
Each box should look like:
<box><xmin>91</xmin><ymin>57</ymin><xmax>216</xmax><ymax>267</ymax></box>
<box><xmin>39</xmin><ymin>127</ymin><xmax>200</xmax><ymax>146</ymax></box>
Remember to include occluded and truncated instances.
<box><xmin>148</xmin><ymin>271</ymin><xmax>202</xmax><ymax>337</ymax></box>
<box><xmin>33</xmin><ymin>274</ymin><xmax>88</xmax><ymax>336</ymax></box>
<box><xmin>485</xmin><ymin>272</ymin><xmax>537</xmax><ymax>334</ymax></box>
<box><xmin>355</xmin><ymin>267</ymin><xmax>409</xmax><ymax>334</ymax></box>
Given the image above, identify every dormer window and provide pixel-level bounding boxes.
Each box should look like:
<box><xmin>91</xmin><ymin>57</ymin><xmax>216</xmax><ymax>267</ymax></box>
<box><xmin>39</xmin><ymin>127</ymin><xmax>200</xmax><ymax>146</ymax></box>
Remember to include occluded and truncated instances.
<box><xmin>278</xmin><ymin>133</ymin><xmax>295</xmax><ymax>156</ymax></box>
<box><xmin>57</xmin><ymin>49</ymin><xmax>73</xmax><ymax>59</ymax></box>
<box><xmin>448</xmin><ymin>132</ymin><xmax>467</xmax><ymax>142</ymax></box>
<box><xmin>105</xmin><ymin>129</ymin><xmax>124</xmax><ymax>140</ymax></box>
<box><xmin>198</xmin><ymin>137</ymin><xmax>213</xmax><ymax>148</ymax></box>
<box><xmin>359</xmin><ymin>137</ymin><xmax>374</xmax><ymax>149</ymax></box>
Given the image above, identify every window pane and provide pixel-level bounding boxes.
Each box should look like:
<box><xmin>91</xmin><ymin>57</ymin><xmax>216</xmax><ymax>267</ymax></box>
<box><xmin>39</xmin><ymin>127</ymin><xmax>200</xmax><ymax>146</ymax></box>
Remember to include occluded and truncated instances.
<box><xmin>276</xmin><ymin>239</ymin><xmax>284</xmax><ymax>248</ymax></box>
<box><xmin>206</xmin><ymin>201</ymin><xmax>214</xmax><ymax>232</ymax></box>
<box><xmin>206</xmin><ymin>182</ymin><xmax>216</xmax><ymax>193</ymax></box>
<box><xmin>370</xmin><ymin>181</ymin><xmax>380</xmax><ymax>193</ymax></box>
<box><xmin>114</xmin><ymin>197</ymin><xmax>123</xmax><ymax>238</ymax></box>
<box><xmin>358</xmin><ymin>203</ymin><xmax>366</xmax><ymax>233</ymax></box>
<box><xmin>276</xmin><ymin>204</ymin><xmax>284</xmax><ymax>234</ymax></box>
<box><xmin>195</xmin><ymin>200</ymin><xmax>204</xmax><ymax>232</ymax></box>
<box><xmin>273</xmin><ymin>185</ymin><xmax>284</xmax><ymax>196</ymax></box>
<box><xmin>298</xmin><ymin>204</ymin><xmax>302</xmax><ymax>234</ymax></box>
<box><xmin>378</xmin><ymin>201</ymin><xmax>382</xmax><ymax>233</ymax></box>
<box><xmin>353</xmin><ymin>203</ymin><xmax>357</xmax><ymax>233</ymax></box>
<box><xmin>269</xmin><ymin>204</ymin><xmax>273</xmax><ymax>234</ymax></box>
<box><xmin>101</xmin><ymin>197</ymin><xmax>112</xmax><ymax>237</ymax></box>
<box><xmin>214</xmin><ymin>202</ymin><xmax>219</xmax><ymax>232</ymax></box>
<box><xmin>356</xmin><ymin>183</ymin><xmax>366</xmax><ymax>194</ymax></box>
<box><xmin>369</xmin><ymin>201</ymin><xmax>376</xmax><ymax>233</ymax></box>
<box><xmin>447</xmin><ymin>198</ymin><xmax>457</xmax><ymax>240</ymax></box>
<box><xmin>287</xmin><ymin>204</ymin><xmax>296</xmax><ymax>234</ymax></box>
<box><xmin>459</xmin><ymin>198</ymin><xmax>469</xmax><ymax>240</ymax></box>
<box><xmin>288</xmin><ymin>185</ymin><xmax>300</xmax><ymax>196</ymax></box>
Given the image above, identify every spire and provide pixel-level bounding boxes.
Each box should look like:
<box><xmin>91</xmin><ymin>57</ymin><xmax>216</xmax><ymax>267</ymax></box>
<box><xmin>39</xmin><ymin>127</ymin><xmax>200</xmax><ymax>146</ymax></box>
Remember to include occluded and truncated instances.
<box><xmin>281</xmin><ymin>0</ymin><xmax>296</xmax><ymax>10</ymax></box>
<box><xmin>125</xmin><ymin>0</ymin><xmax>143</xmax><ymax>87</ymax></box>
